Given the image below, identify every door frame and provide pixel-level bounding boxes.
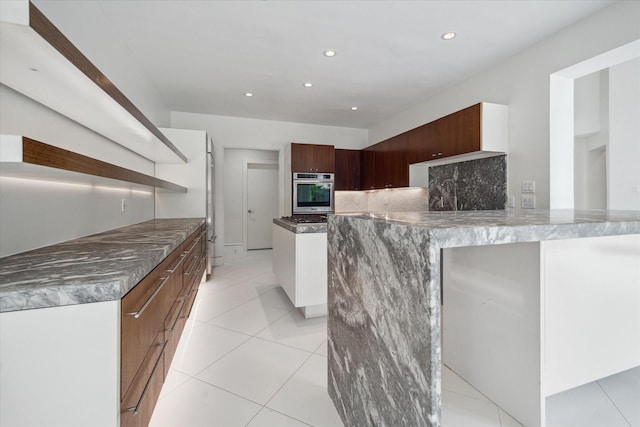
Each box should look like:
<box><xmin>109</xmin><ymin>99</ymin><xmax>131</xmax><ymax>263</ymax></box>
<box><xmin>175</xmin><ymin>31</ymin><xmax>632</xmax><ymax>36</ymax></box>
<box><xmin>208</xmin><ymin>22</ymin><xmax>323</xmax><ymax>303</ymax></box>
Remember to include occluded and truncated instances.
<box><xmin>243</xmin><ymin>160</ymin><xmax>279</xmax><ymax>251</ymax></box>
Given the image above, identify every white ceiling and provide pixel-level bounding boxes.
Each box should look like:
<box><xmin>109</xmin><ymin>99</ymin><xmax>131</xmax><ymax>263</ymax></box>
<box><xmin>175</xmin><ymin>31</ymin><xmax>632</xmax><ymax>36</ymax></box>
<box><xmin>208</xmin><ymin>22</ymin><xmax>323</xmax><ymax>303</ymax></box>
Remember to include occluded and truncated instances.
<box><xmin>34</xmin><ymin>0</ymin><xmax>614</xmax><ymax>129</ymax></box>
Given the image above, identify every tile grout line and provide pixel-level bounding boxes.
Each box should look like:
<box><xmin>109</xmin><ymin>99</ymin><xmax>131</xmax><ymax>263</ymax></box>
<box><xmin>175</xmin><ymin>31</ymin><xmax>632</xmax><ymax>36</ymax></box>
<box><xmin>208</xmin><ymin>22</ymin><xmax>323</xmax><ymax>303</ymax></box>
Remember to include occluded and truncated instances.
<box><xmin>261</xmin><ymin>350</ymin><xmax>318</xmax><ymax>412</ymax></box>
<box><xmin>596</xmin><ymin>380</ymin><xmax>633</xmax><ymax>427</ymax></box>
<box><xmin>245</xmin><ymin>407</ymin><xmax>315</xmax><ymax>427</ymax></box>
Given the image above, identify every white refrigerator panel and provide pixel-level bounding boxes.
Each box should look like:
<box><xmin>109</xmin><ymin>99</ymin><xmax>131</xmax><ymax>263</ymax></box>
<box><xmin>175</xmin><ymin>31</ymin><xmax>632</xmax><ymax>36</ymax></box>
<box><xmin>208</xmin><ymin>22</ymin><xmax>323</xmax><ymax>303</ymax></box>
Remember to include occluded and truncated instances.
<box><xmin>155</xmin><ymin>128</ymin><xmax>208</xmax><ymax>218</ymax></box>
<box><xmin>156</xmin><ymin>128</ymin><xmax>214</xmax><ymax>274</ymax></box>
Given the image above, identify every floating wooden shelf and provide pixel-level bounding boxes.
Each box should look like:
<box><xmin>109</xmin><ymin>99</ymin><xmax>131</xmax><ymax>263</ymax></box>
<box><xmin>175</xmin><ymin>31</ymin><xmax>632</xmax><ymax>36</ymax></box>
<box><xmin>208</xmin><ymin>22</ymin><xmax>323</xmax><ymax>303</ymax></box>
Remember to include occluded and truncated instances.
<box><xmin>0</xmin><ymin>135</ymin><xmax>187</xmax><ymax>192</ymax></box>
<box><xmin>0</xmin><ymin>1</ymin><xmax>187</xmax><ymax>163</ymax></box>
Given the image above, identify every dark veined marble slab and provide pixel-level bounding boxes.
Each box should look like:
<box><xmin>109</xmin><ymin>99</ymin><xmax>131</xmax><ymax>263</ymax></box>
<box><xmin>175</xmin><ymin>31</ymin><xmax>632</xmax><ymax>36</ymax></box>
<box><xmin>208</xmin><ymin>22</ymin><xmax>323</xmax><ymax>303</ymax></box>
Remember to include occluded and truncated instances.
<box><xmin>273</xmin><ymin>218</ymin><xmax>327</xmax><ymax>234</ymax></box>
<box><xmin>428</xmin><ymin>154</ymin><xmax>506</xmax><ymax>211</ymax></box>
<box><xmin>0</xmin><ymin>218</ymin><xmax>204</xmax><ymax>312</ymax></box>
<box><xmin>327</xmin><ymin>209</ymin><xmax>640</xmax><ymax>427</ymax></box>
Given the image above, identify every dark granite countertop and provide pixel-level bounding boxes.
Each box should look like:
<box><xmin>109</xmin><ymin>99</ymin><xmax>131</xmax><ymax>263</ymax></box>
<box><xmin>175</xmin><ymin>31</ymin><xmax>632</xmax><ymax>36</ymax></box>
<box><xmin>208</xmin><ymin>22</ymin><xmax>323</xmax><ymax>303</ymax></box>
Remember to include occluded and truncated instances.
<box><xmin>273</xmin><ymin>217</ymin><xmax>327</xmax><ymax>234</ymax></box>
<box><xmin>0</xmin><ymin>218</ymin><xmax>204</xmax><ymax>312</ymax></box>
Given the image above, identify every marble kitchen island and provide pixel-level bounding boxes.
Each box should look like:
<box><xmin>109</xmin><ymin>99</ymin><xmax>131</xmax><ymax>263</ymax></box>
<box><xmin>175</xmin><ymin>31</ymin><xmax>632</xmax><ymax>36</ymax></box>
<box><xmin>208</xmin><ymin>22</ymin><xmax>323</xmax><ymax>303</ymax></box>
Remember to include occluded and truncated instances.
<box><xmin>327</xmin><ymin>209</ymin><xmax>640</xmax><ymax>427</ymax></box>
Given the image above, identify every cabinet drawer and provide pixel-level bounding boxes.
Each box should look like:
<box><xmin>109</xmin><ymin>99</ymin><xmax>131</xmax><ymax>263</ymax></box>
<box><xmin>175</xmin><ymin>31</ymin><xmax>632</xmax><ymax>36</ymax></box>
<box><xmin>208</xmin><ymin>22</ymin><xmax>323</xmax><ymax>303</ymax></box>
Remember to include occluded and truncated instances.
<box><xmin>181</xmin><ymin>286</ymin><xmax>199</xmax><ymax>322</ymax></box>
<box><xmin>160</xmin><ymin>250</ymin><xmax>187</xmax><ymax>309</ymax></box>
<box><xmin>183</xmin><ymin>253</ymin><xmax>201</xmax><ymax>293</ymax></box>
<box><xmin>163</xmin><ymin>296</ymin><xmax>187</xmax><ymax>378</ymax></box>
<box><xmin>121</xmin><ymin>271</ymin><xmax>171</xmax><ymax>397</ymax></box>
<box><xmin>121</xmin><ymin>332</ymin><xmax>166</xmax><ymax>427</ymax></box>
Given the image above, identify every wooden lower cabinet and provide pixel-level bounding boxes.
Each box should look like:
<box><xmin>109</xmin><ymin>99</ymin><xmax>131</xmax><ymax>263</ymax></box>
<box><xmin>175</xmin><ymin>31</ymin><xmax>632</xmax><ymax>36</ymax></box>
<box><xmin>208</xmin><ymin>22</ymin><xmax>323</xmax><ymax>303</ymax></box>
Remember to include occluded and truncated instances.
<box><xmin>121</xmin><ymin>225</ymin><xmax>207</xmax><ymax>427</ymax></box>
<box><xmin>163</xmin><ymin>296</ymin><xmax>187</xmax><ymax>378</ymax></box>
<box><xmin>120</xmin><ymin>332</ymin><xmax>166</xmax><ymax>427</ymax></box>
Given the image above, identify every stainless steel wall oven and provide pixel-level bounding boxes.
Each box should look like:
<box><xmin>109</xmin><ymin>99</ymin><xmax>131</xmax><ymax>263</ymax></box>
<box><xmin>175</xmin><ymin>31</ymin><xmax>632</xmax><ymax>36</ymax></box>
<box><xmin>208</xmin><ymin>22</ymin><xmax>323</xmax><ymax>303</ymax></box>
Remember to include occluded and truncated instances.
<box><xmin>292</xmin><ymin>172</ymin><xmax>334</xmax><ymax>214</ymax></box>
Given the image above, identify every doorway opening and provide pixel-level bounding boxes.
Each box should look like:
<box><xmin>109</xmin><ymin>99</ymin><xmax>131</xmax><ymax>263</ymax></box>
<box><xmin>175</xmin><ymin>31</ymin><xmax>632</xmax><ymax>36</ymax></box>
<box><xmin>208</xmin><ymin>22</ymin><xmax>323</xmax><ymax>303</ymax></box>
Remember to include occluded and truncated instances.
<box><xmin>246</xmin><ymin>162</ymin><xmax>279</xmax><ymax>250</ymax></box>
<box><xmin>223</xmin><ymin>148</ymin><xmax>279</xmax><ymax>257</ymax></box>
<box><xmin>549</xmin><ymin>39</ymin><xmax>640</xmax><ymax>209</ymax></box>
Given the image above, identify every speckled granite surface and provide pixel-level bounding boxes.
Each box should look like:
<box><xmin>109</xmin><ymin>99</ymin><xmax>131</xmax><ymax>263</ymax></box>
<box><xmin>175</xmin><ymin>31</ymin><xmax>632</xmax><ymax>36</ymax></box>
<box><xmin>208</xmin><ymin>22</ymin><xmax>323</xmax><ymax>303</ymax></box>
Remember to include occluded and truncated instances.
<box><xmin>428</xmin><ymin>155</ymin><xmax>506</xmax><ymax>211</ymax></box>
<box><xmin>273</xmin><ymin>218</ymin><xmax>327</xmax><ymax>233</ymax></box>
<box><xmin>327</xmin><ymin>209</ymin><xmax>640</xmax><ymax>427</ymax></box>
<box><xmin>0</xmin><ymin>218</ymin><xmax>204</xmax><ymax>312</ymax></box>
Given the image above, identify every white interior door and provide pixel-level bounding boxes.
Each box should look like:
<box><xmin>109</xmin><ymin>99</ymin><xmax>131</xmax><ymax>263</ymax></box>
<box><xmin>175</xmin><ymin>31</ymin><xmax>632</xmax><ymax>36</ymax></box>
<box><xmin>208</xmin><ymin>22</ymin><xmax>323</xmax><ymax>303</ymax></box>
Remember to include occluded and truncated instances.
<box><xmin>247</xmin><ymin>163</ymin><xmax>279</xmax><ymax>250</ymax></box>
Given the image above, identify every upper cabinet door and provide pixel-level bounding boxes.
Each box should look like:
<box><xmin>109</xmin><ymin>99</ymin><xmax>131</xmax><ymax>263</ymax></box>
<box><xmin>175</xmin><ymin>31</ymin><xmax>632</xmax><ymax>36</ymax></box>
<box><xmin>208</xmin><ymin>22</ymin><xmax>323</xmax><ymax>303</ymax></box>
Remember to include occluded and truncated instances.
<box><xmin>433</xmin><ymin>103</ymin><xmax>482</xmax><ymax>159</ymax></box>
<box><xmin>407</xmin><ymin>102</ymin><xmax>507</xmax><ymax>164</ymax></box>
<box><xmin>335</xmin><ymin>149</ymin><xmax>361</xmax><ymax>191</ymax></box>
<box><xmin>360</xmin><ymin>148</ymin><xmax>376</xmax><ymax>190</ymax></box>
<box><xmin>387</xmin><ymin>133</ymin><xmax>408</xmax><ymax>188</ymax></box>
<box><xmin>291</xmin><ymin>143</ymin><xmax>335</xmax><ymax>172</ymax></box>
<box><xmin>407</xmin><ymin>123</ymin><xmax>436</xmax><ymax>164</ymax></box>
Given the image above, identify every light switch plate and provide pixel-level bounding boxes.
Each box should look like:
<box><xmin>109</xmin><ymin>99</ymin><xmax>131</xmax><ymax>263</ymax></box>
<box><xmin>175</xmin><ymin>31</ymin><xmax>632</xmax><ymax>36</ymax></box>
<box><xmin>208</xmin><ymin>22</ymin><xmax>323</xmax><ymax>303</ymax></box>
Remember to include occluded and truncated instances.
<box><xmin>521</xmin><ymin>194</ymin><xmax>536</xmax><ymax>209</ymax></box>
<box><xmin>521</xmin><ymin>180</ymin><xmax>536</xmax><ymax>193</ymax></box>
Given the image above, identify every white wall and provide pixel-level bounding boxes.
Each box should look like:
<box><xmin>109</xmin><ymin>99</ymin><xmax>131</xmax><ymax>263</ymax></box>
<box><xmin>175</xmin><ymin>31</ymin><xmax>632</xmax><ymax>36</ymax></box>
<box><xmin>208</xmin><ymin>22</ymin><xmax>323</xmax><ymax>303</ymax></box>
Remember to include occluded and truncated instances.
<box><xmin>368</xmin><ymin>1</ymin><xmax>640</xmax><ymax>209</ymax></box>
<box><xmin>574</xmin><ymin>69</ymin><xmax>608</xmax><ymax>210</ymax></box>
<box><xmin>574</xmin><ymin>72</ymin><xmax>601</xmax><ymax>137</ymax></box>
<box><xmin>1</xmin><ymin>0</ymin><xmax>177</xmax><ymax>257</ymax></box>
<box><xmin>31</xmin><ymin>0</ymin><xmax>171</xmax><ymax>128</ymax></box>
<box><xmin>0</xmin><ymin>85</ymin><xmax>155</xmax><ymax>257</ymax></box>
<box><xmin>170</xmin><ymin>111</ymin><xmax>368</xmax><ymax>256</ymax></box>
<box><xmin>608</xmin><ymin>57</ymin><xmax>640</xmax><ymax>210</ymax></box>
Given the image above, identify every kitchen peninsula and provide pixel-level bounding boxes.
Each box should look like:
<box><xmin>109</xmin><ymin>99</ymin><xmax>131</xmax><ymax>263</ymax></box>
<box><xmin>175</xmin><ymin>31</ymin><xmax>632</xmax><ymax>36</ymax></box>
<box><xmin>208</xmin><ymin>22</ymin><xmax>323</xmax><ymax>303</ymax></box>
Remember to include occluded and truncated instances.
<box><xmin>327</xmin><ymin>209</ymin><xmax>640</xmax><ymax>427</ymax></box>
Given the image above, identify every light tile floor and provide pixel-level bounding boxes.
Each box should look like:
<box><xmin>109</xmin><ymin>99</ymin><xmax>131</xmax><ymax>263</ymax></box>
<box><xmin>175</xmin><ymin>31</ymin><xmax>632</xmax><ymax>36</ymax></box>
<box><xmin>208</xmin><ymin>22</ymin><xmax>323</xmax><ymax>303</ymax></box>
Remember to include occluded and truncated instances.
<box><xmin>150</xmin><ymin>249</ymin><xmax>639</xmax><ymax>427</ymax></box>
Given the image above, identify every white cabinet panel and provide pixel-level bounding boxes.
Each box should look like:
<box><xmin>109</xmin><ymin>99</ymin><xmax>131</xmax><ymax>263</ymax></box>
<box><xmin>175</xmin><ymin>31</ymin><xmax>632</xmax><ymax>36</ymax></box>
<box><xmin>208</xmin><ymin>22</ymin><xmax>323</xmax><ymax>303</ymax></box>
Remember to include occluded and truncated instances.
<box><xmin>542</xmin><ymin>234</ymin><xmax>640</xmax><ymax>395</ymax></box>
<box><xmin>273</xmin><ymin>224</ymin><xmax>296</xmax><ymax>304</ymax></box>
<box><xmin>295</xmin><ymin>232</ymin><xmax>327</xmax><ymax>306</ymax></box>
<box><xmin>0</xmin><ymin>301</ymin><xmax>120</xmax><ymax>427</ymax></box>
<box><xmin>273</xmin><ymin>224</ymin><xmax>327</xmax><ymax>315</ymax></box>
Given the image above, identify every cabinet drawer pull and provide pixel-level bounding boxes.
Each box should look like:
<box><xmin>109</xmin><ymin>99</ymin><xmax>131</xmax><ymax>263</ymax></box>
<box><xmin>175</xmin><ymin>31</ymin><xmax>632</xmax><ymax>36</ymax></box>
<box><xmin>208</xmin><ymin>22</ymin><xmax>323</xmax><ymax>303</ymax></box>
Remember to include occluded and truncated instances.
<box><xmin>184</xmin><ymin>236</ymin><xmax>200</xmax><ymax>255</ymax></box>
<box><xmin>126</xmin><ymin>276</ymin><xmax>169</xmax><ymax>319</ymax></box>
<box><xmin>166</xmin><ymin>299</ymin><xmax>187</xmax><ymax>332</ymax></box>
<box><xmin>184</xmin><ymin>256</ymin><xmax>200</xmax><ymax>276</ymax></box>
<box><xmin>166</xmin><ymin>253</ymin><xmax>187</xmax><ymax>273</ymax></box>
<box><xmin>125</xmin><ymin>341</ymin><xmax>167</xmax><ymax>416</ymax></box>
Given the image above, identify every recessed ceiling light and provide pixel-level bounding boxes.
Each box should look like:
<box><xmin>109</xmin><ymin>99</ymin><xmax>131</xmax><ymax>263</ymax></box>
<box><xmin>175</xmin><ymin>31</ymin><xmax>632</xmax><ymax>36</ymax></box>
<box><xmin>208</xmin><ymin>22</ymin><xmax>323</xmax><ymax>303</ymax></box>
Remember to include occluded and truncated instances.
<box><xmin>324</xmin><ymin>50</ymin><xmax>336</xmax><ymax>57</ymax></box>
<box><xmin>244</xmin><ymin>92</ymin><xmax>253</xmax><ymax>97</ymax></box>
<box><xmin>441</xmin><ymin>32</ymin><xmax>456</xmax><ymax>40</ymax></box>
<box><xmin>351</xmin><ymin>106</ymin><xmax>358</xmax><ymax>111</ymax></box>
<box><xmin>303</xmin><ymin>82</ymin><xmax>313</xmax><ymax>88</ymax></box>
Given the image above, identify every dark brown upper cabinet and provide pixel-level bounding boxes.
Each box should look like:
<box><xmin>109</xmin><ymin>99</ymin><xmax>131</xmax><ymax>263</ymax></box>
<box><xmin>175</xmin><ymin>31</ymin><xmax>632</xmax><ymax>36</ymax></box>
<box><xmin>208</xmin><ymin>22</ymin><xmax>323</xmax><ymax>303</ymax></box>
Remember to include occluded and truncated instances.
<box><xmin>408</xmin><ymin>103</ymin><xmax>507</xmax><ymax>164</ymax></box>
<box><xmin>291</xmin><ymin>143</ymin><xmax>335</xmax><ymax>173</ymax></box>
<box><xmin>374</xmin><ymin>134</ymin><xmax>408</xmax><ymax>189</ymax></box>
<box><xmin>356</xmin><ymin>134</ymin><xmax>410</xmax><ymax>191</ymax></box>
<box><xmin>360</xmin><ymin>148</ymin><xmax>376</xmax><ymax>190</ymax></box>
<box><xmin>335</xmin><ymin>149</ymin><xmax>361</xmax><ymax>191</ymax></box>
<box><xmin>349</xmin><ymin>102</ymin><xmax>508</xmax><ymax>191</ymax></box>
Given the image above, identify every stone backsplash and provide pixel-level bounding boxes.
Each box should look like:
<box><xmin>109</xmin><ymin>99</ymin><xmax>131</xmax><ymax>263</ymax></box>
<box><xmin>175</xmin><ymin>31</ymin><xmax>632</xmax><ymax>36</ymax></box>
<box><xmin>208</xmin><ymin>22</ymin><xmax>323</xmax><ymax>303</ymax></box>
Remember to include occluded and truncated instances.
<box><xmin>335</xmin><ymin>187</ymin><xmax>429</xmax><ymax>213</ymax></box>
<box><xmin>428</xmin><ymin>155</ymin><xmax>506</xmax><ymax>211</ymax></box>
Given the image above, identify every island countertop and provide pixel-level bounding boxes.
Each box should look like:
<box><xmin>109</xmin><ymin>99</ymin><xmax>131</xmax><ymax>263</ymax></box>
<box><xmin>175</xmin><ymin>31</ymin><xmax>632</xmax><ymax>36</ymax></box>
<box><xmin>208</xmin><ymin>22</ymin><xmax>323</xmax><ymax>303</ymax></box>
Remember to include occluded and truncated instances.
<box><xmin>273</xmin><ymin>217</ymin><xmax>327</xmax><ymax>233</ymax></box>
<box><xmin>0</xmin><ymin>218</ymin><xmax>205</xmax><ymax>313</ymax></box>
<box><xmin>333</xmin><ymin>209</ymin><xmax>640</xmax><ymax>241</ymax></box>
<box><xmin>327</xmin><ymin>209</ymin><xmax>640</xmax><ymax>427</ymax></box>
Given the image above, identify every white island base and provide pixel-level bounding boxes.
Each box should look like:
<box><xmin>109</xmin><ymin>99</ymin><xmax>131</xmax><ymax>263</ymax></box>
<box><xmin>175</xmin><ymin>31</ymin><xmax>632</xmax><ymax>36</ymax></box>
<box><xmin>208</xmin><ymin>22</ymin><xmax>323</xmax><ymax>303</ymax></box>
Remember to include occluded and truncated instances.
<box><xmin>272</xmin><ymin>222</ymin><xmax>328</xmax><ymax>318</ymax></box>
<box><xmin>443</xmin><ymin>234</ymin><xmax>640</xmax><ymax>426</ymax></box>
